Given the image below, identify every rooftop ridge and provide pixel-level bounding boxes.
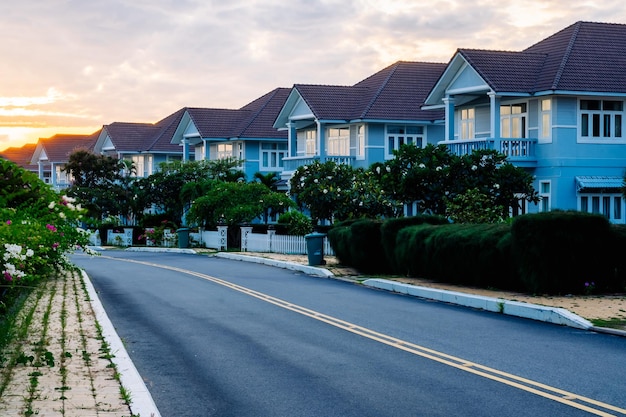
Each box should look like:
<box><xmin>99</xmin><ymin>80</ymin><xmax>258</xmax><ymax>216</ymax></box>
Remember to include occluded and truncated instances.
<box><xmin>359</xmin><ymin>62</ymin><xmax>399</xmax><ymax>119</ymax></box>
<box><xmin>552</xmin><ymin>21</ymin><xmax>582</xmax><ymax>90</ymax></box>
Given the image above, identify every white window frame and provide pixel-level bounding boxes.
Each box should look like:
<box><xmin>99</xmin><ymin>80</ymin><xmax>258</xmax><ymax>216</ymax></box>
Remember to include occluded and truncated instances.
<box><xmin>539</xmin><ymin>98</ymin><xmax>552</xmax><ymax>143</ymax></box>
<box><xmin>579</xmin><ymin>193</ymin><xmax>624</xmax><ymax>223</ymax></box>
<box><xmin>459</xmin><ymin>108</ymin><xmax>475</xmax><ymax>139</ymax></box>
<box><xmin>327</xmin><ymin>126</ymin><xmax>350</xmax><ymax>156</ymax></box>
<box><xmin>385</xmin><ymin>125</ymin><xmax>425</xmax><ymax>159</ymax></box>
<box><xmin>509</xmin><ymin>193</ymin><xmax>529</xmax><ymax>217</ymax></box>
<box><xmin>356</xmin><ymin>124</ymin><xmax>365</xmax><ymax>160</ymax></box>
<box><xmin>215</xmin><ymin>143</ymin><xmax>233</xmax><ymax>160</ymax></box>
<box><xmin>260</xmin><ymin>142</ymin><xmax>287</xmax><ymax>171</ymax></box>
<box><xmin>501</xmin><ymin>102</ymin><xmax>528</xmax><ymax>139</ymax></box>
<box><xmin>305</xmin><ymin>130</ymin><xmax>316</xmax><ymax>156</ymax></box>
<box><xmin>579</xmin><ymin>98</ymin><xmax>625</xmax><ymax>143</ymax></box>
<box><xmin>539</xmin><ymin>180</ymin><xmax>551</xmax><ymax>212</ymax></box>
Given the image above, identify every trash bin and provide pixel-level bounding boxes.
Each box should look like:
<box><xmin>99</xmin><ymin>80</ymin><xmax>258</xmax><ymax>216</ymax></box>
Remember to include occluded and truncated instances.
<box><xmin>305</xmin><ymin>232</ymin><xmax>326</xmax><ymax>266</ymax></box>
<box><xmin>177</xmin><ymin>228</ymin><xmax>190</xmax><ymax>248</ymax></box>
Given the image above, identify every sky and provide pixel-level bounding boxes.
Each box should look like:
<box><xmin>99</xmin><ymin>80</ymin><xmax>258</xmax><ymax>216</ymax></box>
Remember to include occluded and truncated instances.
<box><xmin>1</xmin><ymin>0</ymin><xmax>626</xmax><ymax>151</ymax></box>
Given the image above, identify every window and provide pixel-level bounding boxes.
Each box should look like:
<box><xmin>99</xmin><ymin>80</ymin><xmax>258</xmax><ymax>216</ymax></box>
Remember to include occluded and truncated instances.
<box><xmin>460</xmin><ymin>108</ymin><xmax>475</xmax><ymax>139</ymax></box>
<box><xmin>580</xmin><ymin>99</ymin><xmax>623</xmax><ymax>139</ymax></box>
<box><xmin>580</xmin><ymin>194</ymin><xmax>623</xmax><ymax>222</ymax></box>
<box><xmin>501</xmin><ymin>103</ymin><xmax>527</xmax><ymax>138</ymax></box>
<box><xmin>539</xmin><ymin>180</ymin><xmax>551</xmax><ymax>212</ymax></box>
<box><xmin>327</xmin><ymin>127</ymin><xmax>350</xmax><ymax>156</ymax></box>
<box><xmin>510</xmin><ymin>193</ymin><xmax>529</xmax><ymax>217</ymax></box>
<box><xmin>305</xmin><ymin>130</ymin><xmax>316</xmax><ymax>156</ymax></box>
<box><xmin>539</xmin><ymin>99</ymin><xmax>551</xmax><ymax>142</ymax></box>
<box><xmin>385</xmin><ymin>125</ymin><xmax>424</xmax><ymax>159</ymax></box>
<box><xmin>356</xmin><ymin>125</ymin><xmax>365</xmax><ymax>159</ymax></box>
<box><xmin>261</xmin><ymin>143</ymin><xmax>287</xmax><ymax>170</ymax></box>
<box><xmin>216</xmin><ymin>143</ymin><xmax>233</xmax><ymax>159</ymax></box>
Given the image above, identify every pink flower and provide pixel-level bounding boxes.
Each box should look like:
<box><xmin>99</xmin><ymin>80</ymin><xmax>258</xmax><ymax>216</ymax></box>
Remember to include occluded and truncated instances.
<box><xmin>52</xmin><ymin>242</ymin><xmax>60</xmax><ymax>250</ymax></box>
<box><xmin>46</xmin><ymin>224</ymin><xmax>57</xmax><ymax>232</ymax></box>
<box><xmin>5</xmin><ymin>220</ymin><xmax>11</xmax><ymax>225</ymax></box>
<box><xmin>4</xmin><ymin>272</ymin><xmax>12</xmax><ymax>281</ymax></box>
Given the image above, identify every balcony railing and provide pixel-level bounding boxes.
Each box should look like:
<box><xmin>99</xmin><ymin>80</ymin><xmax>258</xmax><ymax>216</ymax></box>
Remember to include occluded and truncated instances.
<box><xmin>439</xmin><ymin>138</ymin><xmax>537</xmax><ymax>167</ymax></box>
<box><xmin>283</xmin><ymin>155</ymin><xmax>356</xmax><ymax>172</ymax></box>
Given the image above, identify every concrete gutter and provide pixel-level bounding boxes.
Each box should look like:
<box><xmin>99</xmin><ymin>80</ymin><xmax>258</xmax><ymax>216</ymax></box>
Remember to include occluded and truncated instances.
<box><xmin>216</xmin><ymin>252</ymin><xmax>334</xmax><ymax>278</ymax></box>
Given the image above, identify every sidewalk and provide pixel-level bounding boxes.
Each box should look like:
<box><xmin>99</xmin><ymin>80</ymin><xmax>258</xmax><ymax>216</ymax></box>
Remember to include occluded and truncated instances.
<box><xmin>1</xmin><ymin>248</ymin><xmax>624</xmax><ymax>416</ymax></box>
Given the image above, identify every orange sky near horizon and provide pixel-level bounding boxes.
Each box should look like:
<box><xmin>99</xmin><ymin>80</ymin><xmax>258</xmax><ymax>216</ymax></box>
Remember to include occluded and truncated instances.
<box><xmin>2</xmin><ymin>0</ymin><xmax>625</xmax><ymax>153</ymax></box>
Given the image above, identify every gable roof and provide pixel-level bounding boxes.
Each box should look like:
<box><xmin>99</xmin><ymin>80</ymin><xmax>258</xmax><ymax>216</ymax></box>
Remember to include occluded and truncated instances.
<box><xmin>32</xmin><ymin>133</ymin><xmax>98</xmax><ymax>164</ymax></box>
<box><xmin>0</xmin><ymin>143</ymin><xmax>37</xmax><ymax>170</ymax></box>
<box><xmin>276</xmin><ymin>61</ymin><xmax>446</xmax><ymax>126</ymax></box>
<box><xmin>428</xmin><ymin>21</ymin><xmax>626</xmax><ymax>103</ymax></box>
<box><xmin>172</xmin><ymin>88</ymin><xmax>290</xmax><ymax>143</ymax></box>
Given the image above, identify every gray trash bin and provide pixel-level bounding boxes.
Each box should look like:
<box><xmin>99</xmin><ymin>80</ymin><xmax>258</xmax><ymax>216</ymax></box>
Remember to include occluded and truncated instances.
<box><xmin>177</xmin><ymin>228</ymin><xmax>190</xmax><ymax>248</ymax></box>
<box><xmin>305</xmin><ymin>232</ymin><xmax>326</xmax><ymax>266</ymax></box>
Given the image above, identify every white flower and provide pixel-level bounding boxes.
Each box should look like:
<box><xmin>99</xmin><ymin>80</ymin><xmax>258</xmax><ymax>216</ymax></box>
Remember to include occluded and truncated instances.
<box><xmin>314</xmin><ymin>179</ymin><xmax>319</xmax><ymax>183</ymax></box>
<box><xmin>59</xmin><ymin>212</ymin><xmax>66</xmax><ymax>219</ymax></box>
<box><xmin>386</xmin><ymin>166</ymin><xmax>391</xmax><ymax>172</ymax></box>
<box><xmin>419</xmin><ymin>163</ymin><xmax>426</xmax><ymax>169</ymax></box>
<box><xmin>376</xmin><ymin>166</ymin><xmax>381</xmax><ymax>174</ymax></box>
<box><xmin>323</xmin><ymin>189</ymin><xmax>328</xmax><ymax>194</ymax></box>
<box><xmin>25</xmin><ymin>249</ymin><xmax>34</xmax><ymax>257</ymax></box>
<box><xmin>436</xmin><ymin>166</ymin><xmax>442</xmax><ymax>171</ymax></box>
<box><xmin>48</xmin><ymin>202</ymin><xmax>55</xmax><ymax>209</ymax></box>
<box><xmin>471</xmin><ymin>165</ymin><xmax>478</xmax><ymax>171</ymax></box>
<box><xmin>494</xmin><ymin>183</ymin><xmax>500</xmax><ymax>189</ymax></box>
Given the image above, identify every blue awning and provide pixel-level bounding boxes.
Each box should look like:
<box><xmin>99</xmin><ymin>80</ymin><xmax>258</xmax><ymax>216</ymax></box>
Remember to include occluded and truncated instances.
<box><xmin>575</xmin><ymin>176</ymin><xmax>624</xmax><ymax>192</ymax></box>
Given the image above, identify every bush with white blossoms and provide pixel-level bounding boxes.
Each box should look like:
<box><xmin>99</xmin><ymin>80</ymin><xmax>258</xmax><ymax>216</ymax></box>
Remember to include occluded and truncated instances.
<box><xmin>1</xmin><ymin>160</ymin><xmax>92</xmax><ymax>290</ymax></box>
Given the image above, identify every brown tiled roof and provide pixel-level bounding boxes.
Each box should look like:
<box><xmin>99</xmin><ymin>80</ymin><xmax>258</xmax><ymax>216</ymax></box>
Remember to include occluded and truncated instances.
<box><xmin>235</xmin><ymin>88</ymin><xmax>289</xmax><ymax>138</ymax></box>
<box><xmin>293</xmin><ymin>61</ymin><xmax>446</xmax><ymax>122</ymax></box>
<box><xmin>0</xmin><ymin>143</ymin><xmax>38</xmax><ymax>170</ymax></box>
<box><xmin>144</xmin><ymin>108</ymin><xmax>187</xmax><ymax>152</ymax></box>
<box><xmin>38</xmin><ymin>133</ymin><xmax>97</xmax><ymax>162</ymax></box>
<box><xmin>457</xmin><ymin>21</ymin><xmax>626</xmax><ymax>94</ymax></box>
<box><xmin>186</xmin><ymin>107</ymin><xmax>251</xmax><ymax>138</ymax></box>
<box><xmin>103</xmin><ymin>122</ymin><xmax>163</xmax><ymax>152</ymax></box>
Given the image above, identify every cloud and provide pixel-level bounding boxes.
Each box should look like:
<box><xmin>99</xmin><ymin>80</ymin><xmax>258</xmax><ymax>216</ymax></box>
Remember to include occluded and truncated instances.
<box><xmin>3</xmin><ymin>0</ymin><xmax>626</xmax><ymax>150</ymax></box>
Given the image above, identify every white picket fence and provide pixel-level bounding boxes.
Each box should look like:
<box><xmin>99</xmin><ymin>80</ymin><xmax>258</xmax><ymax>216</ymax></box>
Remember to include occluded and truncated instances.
<box><xmin>89</xmin><ymin>225</ymin><xmax>334</xmax><ymax>256</ymax></box>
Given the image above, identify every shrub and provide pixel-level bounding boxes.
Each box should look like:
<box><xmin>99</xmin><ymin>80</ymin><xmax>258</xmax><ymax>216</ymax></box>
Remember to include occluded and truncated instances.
<box><xmin>394</xmin><ymin>224</ymin><xmax>440</xmax><ymax>277</ymax></box>
<box><xmin>347</xmin><ymin>219</ymin><xmax>387</xmax><ymax>274</ymax></box>
<box><xmin>277</xmin><ymin>211</ymin><xmax>313</xmax><ymax>236</ymax></box>
<box><xmin>511</xmin><ymin>211</ymin><xmax>613</xmax><ymax>294</ymax></box>
<box><xmin>327</xmin><ymin>219</ymin><xmax>359</xmax><ymax>266</ymax></box>
<box><xmin>380</xmin><ymin>215</ymin><xmax>449</xmax><ymax>274</ymax></box>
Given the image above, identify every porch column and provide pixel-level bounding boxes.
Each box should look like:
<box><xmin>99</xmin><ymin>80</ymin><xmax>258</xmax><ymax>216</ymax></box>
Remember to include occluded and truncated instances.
<box><xmin>287</xmin><ymin>122</ymin><xmax>297</xmax><ymax>157</ymax></box>
<box><xmin>203</xmin><ymin>139</ymin><xmax>210</xmax><ymax>160</ymax></box>
<box><xmin>443</xmin><ymin>96</ymin><xmax>455</xmax><ymax>141</ymax></box>
<box><xmin>181</xmin><ymin>138</ymin><xmax>190</xmax><ymax>162</ymax></box>
<box><xmin>38</xmin><ymin>161</ymin><xmax>44</xmax><ymax>182</ymax></box>
<box><xmin>317</xmin><ymin>121</ymin><xmax>326</xmax><ymax>161</ymax></box>
<box><xmin>50</xmin><ymin>162</ymin><xmax>57</xmax><ymax>187</ymax></box>
<box><xmin>488</xmin><ymin>92</ymin><xmax>501</xmax><ymax>139</ymax></box>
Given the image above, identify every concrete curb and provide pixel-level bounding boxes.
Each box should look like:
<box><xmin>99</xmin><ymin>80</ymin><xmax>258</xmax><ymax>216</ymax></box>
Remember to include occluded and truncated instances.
<box><xmin>362</xmin><ymin>278</ymin><xmax>594</xmax><ymax>330</ymax></box>
<box><xmin>216</xmin><ymin>252</ymin><xmax>334</xmax><ymax>278</ymax></box>
<box><xmin>126</xmin><ymin>246</ymin><xmax>197</xmax><ymax>254</ymax></box>
<box><xmin>81</xmin><ymin>270</ymin><xmax>162</xmax><ymax>417</ymax></box>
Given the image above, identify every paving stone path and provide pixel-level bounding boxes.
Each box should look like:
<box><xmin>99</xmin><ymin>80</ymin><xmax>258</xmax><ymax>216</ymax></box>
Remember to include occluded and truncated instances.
<box><xmin>0</xmin><ymin>270</ymin><xmax>131</xmax><ymax>417</ymax></box>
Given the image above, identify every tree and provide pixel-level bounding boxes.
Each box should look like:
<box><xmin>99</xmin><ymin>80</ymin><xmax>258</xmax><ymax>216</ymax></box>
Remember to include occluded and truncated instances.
<box><xmin>186</xmin><ymin>180</ymin><xmax>294</xmax><ymax>228</ymax></box>
<box><xmin>63</xmin><ymin>150</ymin><xmax>129</xmax><ymax>221</ymax></box>
<box><xmin>253</xmin><ymin>171</ymin><xmax>280</xmax><ymax>191</ymax></box>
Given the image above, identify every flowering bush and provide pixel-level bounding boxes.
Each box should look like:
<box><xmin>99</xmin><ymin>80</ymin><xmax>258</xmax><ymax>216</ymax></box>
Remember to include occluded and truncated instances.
<box><xmin>1</xmin><ymin>161</ymin><xmax>93</xmax><ymax>293</ymax></box>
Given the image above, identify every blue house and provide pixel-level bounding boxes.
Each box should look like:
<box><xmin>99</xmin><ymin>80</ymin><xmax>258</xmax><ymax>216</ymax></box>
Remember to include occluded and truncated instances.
<box><xmin>93</xmin><ymin>108</ymin><xmax>185</xmax><ymax>177</ymax></box>
<box><xmin>273</xmin><ymin>61</ymin><xmax>446</xmax><ymax>184</ymax></box>
<box><xmin>170</xmin><ymin>88</ymin><xmax>290</xmax><ymax>180</ymax></box>
<box><xmin>424</xmin><ymin>21</ymin><xmax>626</xmax><ymax>222</ymax></box>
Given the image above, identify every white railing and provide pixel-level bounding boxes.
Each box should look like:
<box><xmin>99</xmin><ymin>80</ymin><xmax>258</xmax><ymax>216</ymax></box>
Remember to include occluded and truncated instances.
<box><xmin>439</xmin><ymin>137</ymin><xmax>537</xmax><ymax>165</ymax></box>
<box><xmin>282</xmin><ymin>155</ymin><xmax>356</xmax><ymax>171</ymax></box>
<box><xmin>196</xmin><ymin>228</ymin><xmax>334</xmax><ymax>255</ymax></box>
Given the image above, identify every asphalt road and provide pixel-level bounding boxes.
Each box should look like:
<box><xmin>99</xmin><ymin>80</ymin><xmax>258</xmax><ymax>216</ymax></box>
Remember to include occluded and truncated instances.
<box><xmin>71</xmin><ymin>250</ymin><xmax>626</xmax><ymax>417</ymax></box>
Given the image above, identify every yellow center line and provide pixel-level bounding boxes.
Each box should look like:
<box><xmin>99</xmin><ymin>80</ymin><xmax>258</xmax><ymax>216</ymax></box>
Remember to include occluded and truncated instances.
<box><xmin>99</xmin><ymin>256</ymin><xmax>626</xmax><ymax>416</ymax></box>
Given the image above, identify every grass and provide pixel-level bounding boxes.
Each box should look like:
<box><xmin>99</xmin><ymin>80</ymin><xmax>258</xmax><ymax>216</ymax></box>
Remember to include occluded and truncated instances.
<box><xmin>590</xmin><ymin>317</ymin><xmax>626</xmax><ymax>329</ymax></box>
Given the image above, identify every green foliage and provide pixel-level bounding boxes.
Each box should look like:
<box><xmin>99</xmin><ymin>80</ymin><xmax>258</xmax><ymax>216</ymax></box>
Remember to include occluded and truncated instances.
<box><xmin>187</xmin><ymin>180</ymin><xmax>294</xmax><ymax>228</ymax></box>
<box><xmin>277</xmin><ymin>211</ymin><xmax>313</xmax><ymax>236</ymax></box>
<box><xmin>326</xmin><ymin>219</ymin><xmax>360</xmax><ymax>266</ymax></box>
<box><xmin>290</xmin><ymin>161</ymin><xmax>399</xmax><ymax>224</ymax></box>
<box><xmin>445</xmin><ymin>188</ymin><xmax>505</xmax><ymax>224</ymax></box>
<box><xmin>380</xmin><ymin>215</ymin><xmax>449</xmax><ymax>274</ymax></box>
<box><xmin>0</xmin><ymin>159</ymin><xmax>55</xmax><ymax>210</ymax></box>
<box><xmin>511</xmin><ymin>211</ymin><xmax>614</xmax><ymax>294</ymax></box>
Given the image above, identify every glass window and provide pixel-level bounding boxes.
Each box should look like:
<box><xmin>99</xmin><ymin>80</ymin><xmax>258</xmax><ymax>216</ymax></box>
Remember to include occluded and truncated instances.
<box><xmin>385</xmin><ymin>125</ymin><xmax>424</xmax><ymax>159</ymax></box>
<box><xmin>327</xmin><ymin>127</ymin><xmax>350</xmax><ymax>156</ymax></box>
<box><xmin>580</xmin><ymin>99</ymin><xmax>624</xmax><ymax>140</ymax></box>
<box><xmin>579</xmin><ymin>193</ymin><xmax>625</xmax><ymax>223</ymax></box>
<box><xmin>540</xmin><ymin>99</ymin><xmax>552</xmax><ymax>141</ymax></box>
<box><xmin>460</xmin><ymin>108</ymin><xmax>475</xmax><ymax>139</ymax></box>
<box><xmin>501</xmin><ymin>103</ymin><xmax>527</xmax><ymax>138</ymax></box>
<box><xmin>539</xmin><ymin>181</ymin><xmax>550</xmax><ymax>212</ymax></box>
<box><xmin>261</xmin><ymin>142</ymin><xmax>287</xmax><ymax>170</ymax></box>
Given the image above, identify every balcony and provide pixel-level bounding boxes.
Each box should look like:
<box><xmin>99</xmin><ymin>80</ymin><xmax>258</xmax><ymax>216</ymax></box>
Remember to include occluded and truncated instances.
<box><xmin>282</xmin><ymin>155</ymin><xmax>356</xmax><ymax>172</ymax></box>
<box><xmin>439</xmin><ymin>138</ymin><xmax>538</xmax><ymax>167</ymax></box>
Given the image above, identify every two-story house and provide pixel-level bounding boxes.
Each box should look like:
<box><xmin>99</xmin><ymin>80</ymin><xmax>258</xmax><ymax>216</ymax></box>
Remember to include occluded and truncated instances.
<box><xmin>170</xmin><ymin>87</ymin><xmax>290</xmax><ymax>181</ymax></box>
<box><xmin>30</xmin><ymin>133</ymin><xmax>98</xmax><ymax>190</ymax></box>
<box><xmin>93</xmin><ymin>108</ymin><xmax>186</xmax><ymax>177</ymax></box>
<box><xmin>424</xmin><ymin>21</ymin><xmax>626</xmax><ymax>222</ymax></box>
<box><xmin>273</xmin><ymin>61</ymin><xmax>447</xmax><ymax>185</ymax></box>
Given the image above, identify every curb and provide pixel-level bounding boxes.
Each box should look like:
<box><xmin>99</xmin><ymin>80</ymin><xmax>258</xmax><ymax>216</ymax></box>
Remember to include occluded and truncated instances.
<box><xmin>212</xmin><ymin>253</ymin><xmax>626</xmax><ymax>336</ymax></box>
<box><xmin>216</xmin><ymin>252</ymin><xmax>334</xmax><ymax>278</ymax></box>
<box><xmin>81</xmin><ymin>270</ymin><xmax>162</xmax><ymax>417</ymax></box>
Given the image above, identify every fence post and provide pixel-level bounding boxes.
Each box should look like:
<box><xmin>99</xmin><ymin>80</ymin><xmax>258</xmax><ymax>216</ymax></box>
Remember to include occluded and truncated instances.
<box><xmin>240</xmin><ymin>225</ymin><xmax>253</xmax><ymax>252</ymax></box>
<box><xmin>217</xmin><ymin>224</ymin><xmax>228</xmax><ymax>251</ymax></box>
<box><xmin>267</xmin><ymin>225</ymin><xmax>276</xmax><ymax>253</ymax></box>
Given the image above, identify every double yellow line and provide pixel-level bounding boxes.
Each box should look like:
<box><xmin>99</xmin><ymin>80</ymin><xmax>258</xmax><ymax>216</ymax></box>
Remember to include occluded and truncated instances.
<box><xmin>105</xmin><ymin>256</ymin><xmax>626</xmax><ymax>416</ymax></box>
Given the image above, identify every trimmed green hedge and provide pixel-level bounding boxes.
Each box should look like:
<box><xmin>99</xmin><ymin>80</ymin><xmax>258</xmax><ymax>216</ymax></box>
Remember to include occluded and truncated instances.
<box><xmin>330</xmin><ymin>211</ymin><xmax>626</xmax><ymax>295</ymax></box>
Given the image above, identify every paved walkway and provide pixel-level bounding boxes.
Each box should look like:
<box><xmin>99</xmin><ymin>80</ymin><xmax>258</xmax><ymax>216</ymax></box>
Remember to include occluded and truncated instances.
<box><xmin>0</xmin><ymin>270</ymin><xmax>132</xmax><ymax>417</ymax></box>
